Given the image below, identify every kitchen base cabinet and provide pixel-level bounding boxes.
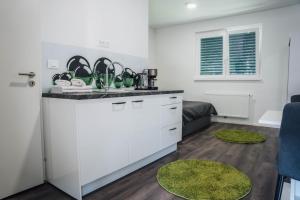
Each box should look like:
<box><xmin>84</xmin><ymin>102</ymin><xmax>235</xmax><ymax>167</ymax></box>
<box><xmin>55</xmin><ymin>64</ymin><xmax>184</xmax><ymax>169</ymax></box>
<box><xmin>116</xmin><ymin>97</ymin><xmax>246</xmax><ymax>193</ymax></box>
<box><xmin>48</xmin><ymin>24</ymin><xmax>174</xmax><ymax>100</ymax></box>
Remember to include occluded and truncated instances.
<box><xmin>161</xmin><ymin>123</ymin><xmax>182</xmax><ymax>149</ymax></box>
<box><xmin>76</xmin><ymin>100</ymin><xmax>131</xmax><ymax>185</ymax></box>
<box><xmin>129</xmin><ymin>98</ymin><xmax>161</xmax><ymax>163</ymax></box>
<box><xmin>43</xmin><ymin>94</ymin><xmax>182</xmax><ymax>200</ymax></box>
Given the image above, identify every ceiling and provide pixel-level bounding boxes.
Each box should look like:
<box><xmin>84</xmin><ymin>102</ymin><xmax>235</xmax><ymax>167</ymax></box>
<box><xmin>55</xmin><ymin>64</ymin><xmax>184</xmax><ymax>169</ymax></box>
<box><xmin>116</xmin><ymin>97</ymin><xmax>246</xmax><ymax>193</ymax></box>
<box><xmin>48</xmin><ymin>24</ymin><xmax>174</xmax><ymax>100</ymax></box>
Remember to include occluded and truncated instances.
<box><xmin>149</xmin><ymin>0</ymin><xmax>300</xmax><ymax>28</ymax></box>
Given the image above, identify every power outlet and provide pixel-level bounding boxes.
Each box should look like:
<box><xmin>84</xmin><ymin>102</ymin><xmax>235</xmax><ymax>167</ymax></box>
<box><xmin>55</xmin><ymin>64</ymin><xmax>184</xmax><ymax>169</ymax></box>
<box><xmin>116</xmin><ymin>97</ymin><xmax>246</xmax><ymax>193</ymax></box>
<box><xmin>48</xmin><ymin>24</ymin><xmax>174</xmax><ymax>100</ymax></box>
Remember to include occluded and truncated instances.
<box><xmin>98</xmin><ymin>40</ymin><xmax>110</xmax><ymax>48</ymax></box>
<box><xmin>47</xmin><ymin>59</ymin><xmax>60</xmax><ymax>70</ymax></box>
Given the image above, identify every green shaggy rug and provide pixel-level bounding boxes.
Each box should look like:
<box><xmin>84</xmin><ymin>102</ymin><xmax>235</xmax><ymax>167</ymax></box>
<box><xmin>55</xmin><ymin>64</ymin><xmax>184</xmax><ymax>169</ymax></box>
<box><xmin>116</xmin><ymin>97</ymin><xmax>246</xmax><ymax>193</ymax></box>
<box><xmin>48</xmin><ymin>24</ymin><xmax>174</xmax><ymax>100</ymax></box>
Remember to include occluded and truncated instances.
<box><xmin>157</xmin><ymin>160</ymin><xmax>252</xmax><ymax>200</ymax></box>
<box><xmin>214</xmin><ymin>129</ymin><xmax>266</xmax><ymax>144</ymax></box>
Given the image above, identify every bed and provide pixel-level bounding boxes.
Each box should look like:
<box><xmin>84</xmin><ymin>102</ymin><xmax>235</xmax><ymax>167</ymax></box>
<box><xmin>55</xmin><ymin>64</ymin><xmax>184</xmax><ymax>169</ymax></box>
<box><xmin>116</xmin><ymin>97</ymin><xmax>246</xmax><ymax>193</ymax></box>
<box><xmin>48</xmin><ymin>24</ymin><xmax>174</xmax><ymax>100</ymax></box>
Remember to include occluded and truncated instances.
<box><xmin>182</xmin><ymin>101</ymin><xmax>217</xmax><ymax>137</ymax></box>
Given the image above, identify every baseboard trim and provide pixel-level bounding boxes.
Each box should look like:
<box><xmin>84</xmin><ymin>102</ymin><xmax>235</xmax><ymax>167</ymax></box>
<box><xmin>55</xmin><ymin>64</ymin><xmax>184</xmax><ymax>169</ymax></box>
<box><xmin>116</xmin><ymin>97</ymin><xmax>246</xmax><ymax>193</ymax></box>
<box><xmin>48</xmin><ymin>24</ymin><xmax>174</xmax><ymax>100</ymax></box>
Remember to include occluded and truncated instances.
<box><xmin>81</xmin><ymin>144</ymin><xmax>177</xmax><ymax>196</ymax></box>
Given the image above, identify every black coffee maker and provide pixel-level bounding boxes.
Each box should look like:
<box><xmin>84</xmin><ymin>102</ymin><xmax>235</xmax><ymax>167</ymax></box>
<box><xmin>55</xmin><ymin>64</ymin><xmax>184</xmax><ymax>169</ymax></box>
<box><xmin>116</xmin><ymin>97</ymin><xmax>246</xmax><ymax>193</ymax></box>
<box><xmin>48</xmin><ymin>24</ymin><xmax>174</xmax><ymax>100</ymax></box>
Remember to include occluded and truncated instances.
<box><xmin>135</xmin><ymin>69</ymin><xmax>158</xmax><ymax>90</ymax></box>
<box><xmin>146</xmin><ymin>69</ymin><xmax>158</xmax><ymax>90</ymax></box>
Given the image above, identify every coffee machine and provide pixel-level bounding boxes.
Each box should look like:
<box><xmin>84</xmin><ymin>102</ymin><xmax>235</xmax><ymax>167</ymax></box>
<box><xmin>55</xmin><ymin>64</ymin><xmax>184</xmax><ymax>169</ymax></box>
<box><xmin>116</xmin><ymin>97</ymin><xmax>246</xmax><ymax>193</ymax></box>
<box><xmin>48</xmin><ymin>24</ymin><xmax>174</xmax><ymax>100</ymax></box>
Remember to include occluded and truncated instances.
<box><xmin>135</xmin><ymin>69</ymin><xmax>158</xmax><ymax>90</ymax></box>
<box><xmin>146</xmin><ymin>69</ymin><xmax>158</xmax><ymax>90</ymax></box>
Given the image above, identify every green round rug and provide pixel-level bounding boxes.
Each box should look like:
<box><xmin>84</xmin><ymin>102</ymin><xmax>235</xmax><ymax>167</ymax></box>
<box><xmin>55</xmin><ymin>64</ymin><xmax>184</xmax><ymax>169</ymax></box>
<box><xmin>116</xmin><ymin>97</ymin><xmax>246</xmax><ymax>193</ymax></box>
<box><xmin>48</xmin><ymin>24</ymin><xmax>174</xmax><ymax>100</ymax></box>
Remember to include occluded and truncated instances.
<box><xmin>214</xmin><ymin>129</ymin><xmax>266</xmax><ymax>144</ymax></box>
<box><xmin>157</xmin><ymin>160</ymin><xmax>252</xmax><ymax>200</ymax></box>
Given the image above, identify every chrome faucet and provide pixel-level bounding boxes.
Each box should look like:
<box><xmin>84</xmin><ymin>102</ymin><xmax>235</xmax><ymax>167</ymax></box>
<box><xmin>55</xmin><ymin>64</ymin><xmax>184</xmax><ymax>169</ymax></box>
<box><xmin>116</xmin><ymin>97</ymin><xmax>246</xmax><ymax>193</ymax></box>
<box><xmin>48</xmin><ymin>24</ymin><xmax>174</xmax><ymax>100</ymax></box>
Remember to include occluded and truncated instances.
<box><xmin>104</xmin><ymin>61</ymin><xmax>125</xmax><ymax>92</ymax></box>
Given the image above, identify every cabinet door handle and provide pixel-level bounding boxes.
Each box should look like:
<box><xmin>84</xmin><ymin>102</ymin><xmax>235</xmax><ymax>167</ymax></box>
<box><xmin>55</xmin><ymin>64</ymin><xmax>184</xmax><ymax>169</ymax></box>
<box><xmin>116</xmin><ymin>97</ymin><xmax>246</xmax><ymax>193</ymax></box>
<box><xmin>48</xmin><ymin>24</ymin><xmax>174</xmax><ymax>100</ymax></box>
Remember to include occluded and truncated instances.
<box><xmin>132</xmin><ymin>100</ymin><xmax>144</xmax><ymax>103</ymax></box>
<box><xmin>170</xmin><ymin>96</ymin><xmax>177</xmax><ymax>99</ymax></box>
<box><xmin>112</xmin><ymin>102</ymin><xmax>126</xmax><ymax>105</ymax></box>
<box><xmin>169</xmin><ymin>128</ymin><xmax>177</xmax><ymax>131</ymax></box>
<box><xmin>170</xmin><ymin>107</ymin><xmax>177</xmax><ymax>110</ymax></box>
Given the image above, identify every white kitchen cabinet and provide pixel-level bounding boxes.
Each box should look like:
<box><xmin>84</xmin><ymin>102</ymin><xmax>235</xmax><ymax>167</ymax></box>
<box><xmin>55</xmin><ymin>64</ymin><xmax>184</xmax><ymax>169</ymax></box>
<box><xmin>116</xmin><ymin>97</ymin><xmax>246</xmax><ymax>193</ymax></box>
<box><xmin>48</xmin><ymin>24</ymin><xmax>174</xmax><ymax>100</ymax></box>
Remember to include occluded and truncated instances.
<box><xmin>129</xmin><ymin>98</ymin><xmax>161</xmax><ymax>163</ymax></box>
<box><xmin>43</xmin><ymin>93</ymin><xmax>182</xmax><ymax>200</ymax></box>
<box><xmin>161</xmin><ymin>123</ymin><xmax>182</xmax><ymax>149</ymax></box>
<box><xmin>161</xmin><ymin>103</ymin><xmax>182</xmax><ymax>127</ymax></box>
<box><xmin>161</xmin><ymin>95</ymin><xmax>182</xmax><ymax>105</ymax></box>
<box><xmin>76</xmin><ymin>100</ymin><xmax>130</xmax><ymax>185</ymax></box>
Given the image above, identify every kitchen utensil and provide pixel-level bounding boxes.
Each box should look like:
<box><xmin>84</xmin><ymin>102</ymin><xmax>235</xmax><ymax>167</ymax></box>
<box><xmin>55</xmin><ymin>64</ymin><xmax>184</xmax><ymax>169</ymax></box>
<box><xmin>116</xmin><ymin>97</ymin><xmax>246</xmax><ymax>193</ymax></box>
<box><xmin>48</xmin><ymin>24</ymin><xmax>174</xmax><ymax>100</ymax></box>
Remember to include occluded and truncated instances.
<box><xmin>147</xmin><ymin>69</ymin><xmax>157</xmax><ymax>78</ymax></box>
<box><xmin>134</xmin><ymin>72</ymin><xmax>148</xmax><ymax>90</ymax></box>
<box><xmin>144</xmin><ymin>69</ymin><xmax>158</xmax><ymax>90</ymax></box>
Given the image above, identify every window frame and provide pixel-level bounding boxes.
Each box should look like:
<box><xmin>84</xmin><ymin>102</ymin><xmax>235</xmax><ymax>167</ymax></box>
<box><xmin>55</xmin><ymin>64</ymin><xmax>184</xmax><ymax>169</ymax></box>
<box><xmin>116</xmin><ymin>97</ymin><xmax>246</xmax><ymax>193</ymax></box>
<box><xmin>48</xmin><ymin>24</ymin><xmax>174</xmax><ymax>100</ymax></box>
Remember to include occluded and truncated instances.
<box><xmin>194</xmin><ymin>24</ymin><xmax>262</xmax><ymax>81</ymax></box>
<box><xmin>195</xmin><ymin>30</ymin><xmax>227</xmax><ymax>80</ymax></box>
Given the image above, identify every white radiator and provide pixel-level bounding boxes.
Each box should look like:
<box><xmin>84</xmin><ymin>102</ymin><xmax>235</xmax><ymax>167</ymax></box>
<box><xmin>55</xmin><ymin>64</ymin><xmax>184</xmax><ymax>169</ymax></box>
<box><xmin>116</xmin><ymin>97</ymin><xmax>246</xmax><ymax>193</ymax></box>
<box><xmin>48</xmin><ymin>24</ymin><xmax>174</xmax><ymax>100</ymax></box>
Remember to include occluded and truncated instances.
<box><xmin>205</xmin><ymin>91</ymin><xmax>252</xmax><ymax>119</ymax></box>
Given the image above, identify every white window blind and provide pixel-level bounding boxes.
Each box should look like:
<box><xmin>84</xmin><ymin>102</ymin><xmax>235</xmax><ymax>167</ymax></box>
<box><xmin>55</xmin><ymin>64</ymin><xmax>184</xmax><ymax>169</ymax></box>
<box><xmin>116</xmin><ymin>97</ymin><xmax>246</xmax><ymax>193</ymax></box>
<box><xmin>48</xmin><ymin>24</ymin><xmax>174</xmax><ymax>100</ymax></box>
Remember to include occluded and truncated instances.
<box><xmin>200</xmin><ymin>36</ymin><xmax>223</xmax><ymax>75</ymax></box>
<box><xmin>195</xmin><ymin>24</ymin><xmax>261</xmax><ymax>81</ymax></box>
<box><xmin>229</xmin><ymin>32</ymin><xmax>256</xmax><ymax>75</ymax></box>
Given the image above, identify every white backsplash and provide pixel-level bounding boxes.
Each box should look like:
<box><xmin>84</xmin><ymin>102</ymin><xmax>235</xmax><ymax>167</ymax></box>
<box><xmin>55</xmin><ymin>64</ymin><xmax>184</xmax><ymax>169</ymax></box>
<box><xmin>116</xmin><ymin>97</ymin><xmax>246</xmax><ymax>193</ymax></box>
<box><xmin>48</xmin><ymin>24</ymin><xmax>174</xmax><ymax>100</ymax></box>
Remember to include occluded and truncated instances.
<box><xmin>42</xmin><ymin>42</ymin><xmax>148</xmax><ymax>92</ymax></box>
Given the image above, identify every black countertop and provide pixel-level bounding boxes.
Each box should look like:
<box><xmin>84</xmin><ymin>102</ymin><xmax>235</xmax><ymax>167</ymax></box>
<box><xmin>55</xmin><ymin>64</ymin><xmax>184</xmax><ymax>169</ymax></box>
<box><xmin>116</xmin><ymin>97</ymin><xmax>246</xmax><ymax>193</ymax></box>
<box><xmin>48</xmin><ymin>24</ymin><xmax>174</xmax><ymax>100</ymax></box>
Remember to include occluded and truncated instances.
<box><xmin>42</xmin><ymin>90</ymin><xmax>184</xmax><ymax>100</ymax></box>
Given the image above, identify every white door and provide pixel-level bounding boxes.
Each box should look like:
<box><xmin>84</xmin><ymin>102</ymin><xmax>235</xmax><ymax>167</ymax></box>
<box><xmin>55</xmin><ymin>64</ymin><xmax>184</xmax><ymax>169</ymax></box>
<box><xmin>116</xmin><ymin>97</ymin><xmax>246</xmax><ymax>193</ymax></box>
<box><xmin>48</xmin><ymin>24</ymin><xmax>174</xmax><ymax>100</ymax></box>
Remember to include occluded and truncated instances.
<box><xmin>0</xmin><ymin>0</ymin><xmax>44</xmax><ymax>198</ymax></box>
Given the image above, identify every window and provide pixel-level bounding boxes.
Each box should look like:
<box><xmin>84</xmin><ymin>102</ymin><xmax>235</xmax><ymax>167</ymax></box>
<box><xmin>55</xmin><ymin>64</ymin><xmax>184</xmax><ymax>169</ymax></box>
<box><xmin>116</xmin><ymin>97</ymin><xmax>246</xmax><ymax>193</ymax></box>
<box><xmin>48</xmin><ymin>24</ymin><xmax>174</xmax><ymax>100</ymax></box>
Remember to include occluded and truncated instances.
<box><xmin>195</xmin><ymin>24</ymin><xmax>261</xmax><ymax>80</ymax></box>
<box><xmin>200</xmin><ymin>36</ymin><xmax>223</xmax><ymax>76</ymax></box>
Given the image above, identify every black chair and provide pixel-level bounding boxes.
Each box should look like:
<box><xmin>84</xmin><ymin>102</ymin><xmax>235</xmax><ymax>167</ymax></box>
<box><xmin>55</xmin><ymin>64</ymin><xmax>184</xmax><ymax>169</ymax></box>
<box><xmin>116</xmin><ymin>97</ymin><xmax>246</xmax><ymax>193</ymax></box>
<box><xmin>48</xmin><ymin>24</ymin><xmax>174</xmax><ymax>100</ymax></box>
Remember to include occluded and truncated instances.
<box><xmin>291</xmin><ymin>95</ymin><xmax>300</xmax><ymax>103</ymax></box>
<box><xmin>274</xmin><ymin>103</ymin><xmax>300</xmax><ymax>200</ymax></box>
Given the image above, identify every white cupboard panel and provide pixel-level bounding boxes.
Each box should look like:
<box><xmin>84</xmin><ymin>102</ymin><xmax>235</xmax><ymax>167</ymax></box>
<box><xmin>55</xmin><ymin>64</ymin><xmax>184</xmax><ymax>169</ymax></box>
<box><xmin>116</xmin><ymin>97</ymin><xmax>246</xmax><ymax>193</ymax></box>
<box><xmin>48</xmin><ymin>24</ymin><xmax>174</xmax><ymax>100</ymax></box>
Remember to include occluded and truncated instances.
<box><xmin>161</xmin><ymin>123</ymin><xmax>182</xmax><ymax>149</ymax></box>
<box><xmin>129</xmin><ymin>98</ymin><xmax>161</xmax><ymax>163</ymax></box>
<box><xmin>43</xmin><ymin>99</ymin><xmax>82</xmax><ymax>200</ymax></box>
<box><xmin>161</xmin><ymin>95</ymin><xmax>182</xmax><ymax>106</ymax></box>
<box><xmin>161</xmin><ymin>103</ymin><xmax>182</xmax><ymax>127</ymax></box>
<box><xmin>76</xmin><ymin>101</ymin><xmax>130</xmax><ymax>185</ymax></box>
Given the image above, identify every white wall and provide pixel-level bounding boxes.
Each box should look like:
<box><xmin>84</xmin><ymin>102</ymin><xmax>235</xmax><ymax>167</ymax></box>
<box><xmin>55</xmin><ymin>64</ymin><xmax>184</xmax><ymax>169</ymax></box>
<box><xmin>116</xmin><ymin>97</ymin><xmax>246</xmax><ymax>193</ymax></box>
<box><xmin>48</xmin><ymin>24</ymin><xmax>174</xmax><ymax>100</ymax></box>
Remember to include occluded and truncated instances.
<box><xmin>152</xmin><ymin>5</ymin><xmax>300</xmax><ymax>125</ymax></box>
<box><xmin>41</xmin><ymin>0</ymin><xmax>149</xmax><ymax>91</ymax></box>
<box><xmin>41</xmin><ymin>0</ymin><xmax>148</xmax><ymax>58</ymax></box>
<box><xmin>148</xmin><ymin>28</ymin><xmax>157</xmax><ymax>66</ymax></box>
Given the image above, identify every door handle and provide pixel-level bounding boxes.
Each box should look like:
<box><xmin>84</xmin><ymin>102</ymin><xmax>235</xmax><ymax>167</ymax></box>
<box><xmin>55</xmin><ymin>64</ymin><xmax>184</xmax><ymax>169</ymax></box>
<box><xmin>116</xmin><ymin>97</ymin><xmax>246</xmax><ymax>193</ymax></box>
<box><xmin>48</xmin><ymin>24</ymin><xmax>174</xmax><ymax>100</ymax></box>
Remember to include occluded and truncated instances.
<box><xmin>170</xmin><ymin>97</ymin><xmax>177</xmax><ymax>99</ymax></box>
<box><xmin>169</xmin><ymin>128</ymin><xmax>177</xmax><ymax>131</ymax></box>
<box><xmin>19</xmin><ymin>72</ymin><xmax>36</xmax><ymax>78</ymax></box>
<box><xmin>170</xmin><ymin>107</ymin><xmax>177</xmax><ymax>110</ymax></box>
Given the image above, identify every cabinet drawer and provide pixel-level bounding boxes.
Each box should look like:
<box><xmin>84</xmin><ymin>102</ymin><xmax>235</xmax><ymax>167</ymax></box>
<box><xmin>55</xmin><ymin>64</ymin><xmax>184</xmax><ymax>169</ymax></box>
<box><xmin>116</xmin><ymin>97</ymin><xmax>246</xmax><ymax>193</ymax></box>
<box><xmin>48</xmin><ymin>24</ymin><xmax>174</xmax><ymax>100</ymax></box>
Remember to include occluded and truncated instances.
<box><xmin>161</xmin><ymin>95</ymin><xmax>182</xmax><ymax>106</ymax></box>
<box><xmin>161</xmin><ymin>103</ymin><xmax>182</xmax><ymax>127</ymax></box>
<box><xmin>161</xmin><ymin>123</ymin><xmax>182</xmax><ymax>149</ymax></box>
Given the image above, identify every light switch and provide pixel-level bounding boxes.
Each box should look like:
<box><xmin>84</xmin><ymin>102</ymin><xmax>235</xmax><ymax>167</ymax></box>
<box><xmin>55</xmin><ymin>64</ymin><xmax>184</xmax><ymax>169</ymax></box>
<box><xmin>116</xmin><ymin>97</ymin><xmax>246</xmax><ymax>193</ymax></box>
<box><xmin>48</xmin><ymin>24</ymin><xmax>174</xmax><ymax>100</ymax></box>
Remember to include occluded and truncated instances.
<box><xmin>47</xmin><ymin>59</ymin><xmax>60</xmax><ymax>69</ymax></box>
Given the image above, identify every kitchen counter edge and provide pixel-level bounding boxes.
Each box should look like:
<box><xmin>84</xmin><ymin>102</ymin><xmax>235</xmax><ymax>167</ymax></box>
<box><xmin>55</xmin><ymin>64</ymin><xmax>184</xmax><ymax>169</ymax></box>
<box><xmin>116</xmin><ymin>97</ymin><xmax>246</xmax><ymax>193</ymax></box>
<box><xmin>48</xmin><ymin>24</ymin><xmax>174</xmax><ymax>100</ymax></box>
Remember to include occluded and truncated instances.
<box><xmin>42</xmin><ymin>90</ymin><xmax>184</xmax><ymax>100</ymax></box>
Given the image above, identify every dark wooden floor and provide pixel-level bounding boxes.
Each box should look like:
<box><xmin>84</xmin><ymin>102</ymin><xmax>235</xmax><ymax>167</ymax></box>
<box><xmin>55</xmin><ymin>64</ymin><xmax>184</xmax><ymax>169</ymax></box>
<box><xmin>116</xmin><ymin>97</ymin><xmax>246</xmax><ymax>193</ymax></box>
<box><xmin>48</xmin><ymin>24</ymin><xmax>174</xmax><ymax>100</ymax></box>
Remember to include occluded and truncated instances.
<box><xmin>6</xmin><ymin>123</ymin><xmax>279</xmax><ymax>200</ymax></box>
